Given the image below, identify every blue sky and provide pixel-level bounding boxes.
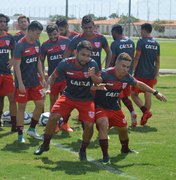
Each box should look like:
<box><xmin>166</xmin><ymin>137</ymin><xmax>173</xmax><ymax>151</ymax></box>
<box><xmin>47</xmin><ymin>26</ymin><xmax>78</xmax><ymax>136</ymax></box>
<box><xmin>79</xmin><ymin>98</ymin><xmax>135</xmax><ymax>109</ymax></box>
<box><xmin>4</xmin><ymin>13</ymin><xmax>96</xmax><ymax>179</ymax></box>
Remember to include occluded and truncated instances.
<box><xmin>0</xmin><ymin>0</ymin><xmax>176</xmax><ymax>20</ymax></box>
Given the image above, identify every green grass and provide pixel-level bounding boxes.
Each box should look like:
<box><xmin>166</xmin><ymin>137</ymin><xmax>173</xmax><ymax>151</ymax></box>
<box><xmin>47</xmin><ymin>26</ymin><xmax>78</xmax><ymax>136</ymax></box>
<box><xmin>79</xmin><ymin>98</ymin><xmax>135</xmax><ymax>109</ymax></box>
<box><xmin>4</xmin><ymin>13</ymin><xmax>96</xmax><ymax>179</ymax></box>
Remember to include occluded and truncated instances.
<box><xmin>1</xmin><ymin>75</ymin><xmax>176</xmax><ymax>179</ymax></box>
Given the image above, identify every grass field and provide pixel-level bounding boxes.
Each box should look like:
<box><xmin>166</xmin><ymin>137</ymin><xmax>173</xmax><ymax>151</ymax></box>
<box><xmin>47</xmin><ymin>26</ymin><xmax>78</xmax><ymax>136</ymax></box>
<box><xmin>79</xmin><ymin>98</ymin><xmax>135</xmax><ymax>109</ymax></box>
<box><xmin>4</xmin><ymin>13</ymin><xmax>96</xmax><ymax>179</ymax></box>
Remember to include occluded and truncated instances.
<box><xmin>0</xmin><ymin>75</ymin><xmax>176</xmax><ymax>180</ymax></box>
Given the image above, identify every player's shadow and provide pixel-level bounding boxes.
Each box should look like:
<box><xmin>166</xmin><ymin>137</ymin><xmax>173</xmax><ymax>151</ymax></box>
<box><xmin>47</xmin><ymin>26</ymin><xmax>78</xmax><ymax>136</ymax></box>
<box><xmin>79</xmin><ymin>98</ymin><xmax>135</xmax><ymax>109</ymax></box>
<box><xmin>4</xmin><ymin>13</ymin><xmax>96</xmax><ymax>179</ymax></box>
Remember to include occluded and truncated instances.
<box><xmin>0</xmin><ymin>131</ymin><xmax>12</xmax><ymax>138</ymax></box>
<box><xmin>35</xmin><ymin>157</ymin><xmax>100</xmax><ymax>175</ymax></box>
<box><xmin>128</xmin><ymin>126</ymin><xmax>157</xmax><ymax>133</ymax></box>
<box><xmin>1</xmin><ymin>138</ymin><xmax>41</xmax><ymax>153</ymax></box>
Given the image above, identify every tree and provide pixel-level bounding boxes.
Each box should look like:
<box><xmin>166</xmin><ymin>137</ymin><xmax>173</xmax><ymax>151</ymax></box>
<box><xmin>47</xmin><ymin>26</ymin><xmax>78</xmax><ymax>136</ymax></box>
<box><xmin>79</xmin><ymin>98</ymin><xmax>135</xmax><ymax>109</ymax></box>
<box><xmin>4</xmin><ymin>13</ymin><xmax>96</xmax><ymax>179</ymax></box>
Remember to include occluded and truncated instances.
<box><xmin>153</xmin><ymin>20</ymin><xmax>166</xmax><ymax>33</ymax></box>
<box><xmin>109</xmin><ymin>13</ymin><xmax>119</xmax><ymax>19</ymax></box>
<box><xmin>119</xmin><ymin>14</ymin><xmax>139</xmax><ymax>24</ymax></box>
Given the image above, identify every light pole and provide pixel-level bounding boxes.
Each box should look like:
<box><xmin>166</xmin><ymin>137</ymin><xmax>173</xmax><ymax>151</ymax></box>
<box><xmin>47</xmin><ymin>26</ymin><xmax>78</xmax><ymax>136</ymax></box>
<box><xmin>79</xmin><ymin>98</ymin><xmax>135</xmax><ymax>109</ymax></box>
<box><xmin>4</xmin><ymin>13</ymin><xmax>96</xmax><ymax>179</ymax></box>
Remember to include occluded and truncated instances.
<box><xmin>66</xmin><ymin>0</ymin><xmax>68</xmax><ymax>18</ymax></box>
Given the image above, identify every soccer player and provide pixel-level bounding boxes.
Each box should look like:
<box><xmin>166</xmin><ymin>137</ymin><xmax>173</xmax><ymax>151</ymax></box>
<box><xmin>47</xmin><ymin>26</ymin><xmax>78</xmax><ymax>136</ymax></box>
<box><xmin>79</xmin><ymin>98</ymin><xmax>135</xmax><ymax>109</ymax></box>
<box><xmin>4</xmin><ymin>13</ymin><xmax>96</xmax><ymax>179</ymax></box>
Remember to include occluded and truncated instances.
<box><xmin>14</xmin><ymin>15</ymin><xmax>30</xmax><ymax>43</ymax></box>
<box><xmin>14</xmin><ymin>21</ymin><xmax>45</xmax><ymax>143</ymax></box>
<box><xmin>41</xmin><ymin>24</ymin><xmax>73</xmax><ymax>132</ymax></box>
<box><xmin>63</xmin><ymin>15</ymin><xmax>112</xmax><ymax>69</ymax></box>
<box><xmin>0</xmin><ymin>14</ymin><xmax>17</xmax><ymax>131</ymax></box>
<box><xmin>110</xmin><ymin>24</ymin><xmax>137</xmax><ymax>127</ymax></box>
<box><xmin>90</xmin><ymin>52</ymin><xmax>166</xmax><ymax>164</ymax></box>
<box><xmin>56</xmin><ymin>18</ymin><xmax>79</xmax><ymax>40</ymax></box>
<box><xmin>131</xmin><ymin>23</ymin><xmax>160</xmax><ymax>126</ymax></box>
<box><xmin>34</xmin><ymin>41</ymin><xmax>100</xmax><ymax>161</ymax></box>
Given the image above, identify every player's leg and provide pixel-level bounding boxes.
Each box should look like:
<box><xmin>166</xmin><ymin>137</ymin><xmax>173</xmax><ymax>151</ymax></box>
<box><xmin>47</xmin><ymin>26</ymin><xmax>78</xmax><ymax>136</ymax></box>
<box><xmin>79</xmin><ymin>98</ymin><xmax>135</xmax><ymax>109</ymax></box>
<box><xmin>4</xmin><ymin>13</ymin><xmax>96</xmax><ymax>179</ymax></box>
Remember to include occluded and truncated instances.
<box><xmin>96</xmin><ymin>115</ymin><xmax>110</xmax><ymax>165</ymax></box>
<box><xmin>0</xmin><ymin>96</ymin><xmax>4</xmax><ymax>127</ymax></box>
<box><xmin>17</xmin><ymin>102</ymin><xmax>27</xmax><ymax>143</ymax></box>
<box><xmin>7</xmin><ymin>92</ymin><xmax>17</xmax><ymax>132</ymax></box>
<box><xmin>78</xmin><ymin>101</ymin><xmax>95</xmax><ymax>161</ymax></box>
<box><xmin>27</xmin><ymin>99</ymin><xmax>44</xmax><ymax>139</ymax></box>
<box><xmin>34</xmin><ymin>95</ymin><xmax>73</xmax><ymax>155</ymax></box>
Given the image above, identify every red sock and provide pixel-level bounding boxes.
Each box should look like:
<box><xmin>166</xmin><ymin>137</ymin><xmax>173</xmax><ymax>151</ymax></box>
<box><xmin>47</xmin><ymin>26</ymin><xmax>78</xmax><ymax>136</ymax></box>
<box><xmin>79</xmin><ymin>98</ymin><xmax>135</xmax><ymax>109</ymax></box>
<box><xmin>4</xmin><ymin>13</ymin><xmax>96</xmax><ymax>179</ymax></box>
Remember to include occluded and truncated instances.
<box><xmin>30</xmin><ymin>118</ymin><xmax>38</xmax><ymax>128</ymax></box>
<box><xmin>122</xmin><ymin>97</ymin><xmax>134</xmax><ymax>113</ymax></box>
<box><xmin>80</xmin><ymin>141</ymin><xmax>89</xmax><ymax>152</ymax></box>
<box><xmin>99</xmin><ymin>139</ymin><xmax>109</xmax><ymax>158</ymax></box>
<box><xmin>120</xmin><ymin>139</ymin><xmax>129</xmax><ymax>153</ymax></box>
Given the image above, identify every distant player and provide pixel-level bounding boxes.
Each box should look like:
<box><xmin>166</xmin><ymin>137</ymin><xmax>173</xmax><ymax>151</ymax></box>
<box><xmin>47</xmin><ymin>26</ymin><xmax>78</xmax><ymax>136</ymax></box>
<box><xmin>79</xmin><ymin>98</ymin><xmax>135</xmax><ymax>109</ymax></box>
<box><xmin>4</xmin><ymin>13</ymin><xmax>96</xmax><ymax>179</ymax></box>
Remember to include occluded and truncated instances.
<box><xmin>34</xmin><ymin>41</ymin><xmax>101</xmax><ymax>161</ymax></box>
<box><xmin>110</xmin><ymin>24</ymin><xmax>137</xmax><ymax>127</ymax></box>
<box><xmin>90</xmin><ymin>53</ymin><xmax>166</xmax><ymax>164</ymax></box>
<box><xmin>41</xmin><ymin>24</ymin><xmax>73</xmax><ymax>133</ymax></box>
<box><xmin>63</xmin><ymin>15</ymin><xmax>112</xmax><ymax>69</ymax></box>
<box><xmin>131</xmin><ymin>23</ymin><xmax>160</xmax><ymax>126</ymax></box>
<box><xmin>14</xmin><ymin>15</ymin><xmax>30</xmax><ymax>43</ymax></box>
<box><xmin>14</xmin><ymin>21</ymin><xmax>45</xmax><ymax>143</ymax></box>
<box><xmin>56</xmin><ymin>18</ymin><xmax>79</xmax><ymax>40</ymax></box>
<box><xmin>0</xmin><ymin>14</ymin><xmax>17</xmax><ymax>132</ymax></box>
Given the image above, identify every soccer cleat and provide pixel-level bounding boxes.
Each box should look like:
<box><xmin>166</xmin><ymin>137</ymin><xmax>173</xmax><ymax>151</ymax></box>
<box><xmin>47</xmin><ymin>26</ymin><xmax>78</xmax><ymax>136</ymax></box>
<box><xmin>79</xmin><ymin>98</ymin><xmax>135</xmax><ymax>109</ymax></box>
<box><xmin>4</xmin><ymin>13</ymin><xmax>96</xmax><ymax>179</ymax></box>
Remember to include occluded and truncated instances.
<box><xmin>34</xmin><ymin>144</ymin><xmax>50</xmax><ymax>155</ymax></box>
<box><xmin>54</xmin><ymin>124</ymin><xmax>60</xmax><ymax>133</ymax></box>
<box><xmin>140</xmin><ymin>111</ymin><xmax>152</xmax><ymax>126</ymax></box>
<box><xmin>102</xmin><ymin>156</ymin><xmax>111</xmax><ymax>165</ymax></box>
<box><xmin>60</xmin><ymin>122</ymin><xmax>74</xmax><ymax>132</ymax></box>
<box><xmin>27</xmin><ymin>128</ymin><xmax>43</xmax><ymax>140</ymax></box>
<box><xmin>121</xmin><ymin>148</ymin><xmax>139</xmax><ymax>154</ymax></box>
<box><xmin>131</xmin><ymin>112</ymin><xmax>137</xmax><ymax>127</ymax></box>
<box><xmin>18</xmin><ymin>135</ymin><xmax>25</xmax><ymax>143</ymax></box>
<box><xmin>79</xmin><ymin>150</ymin><xmax>87</xmax><ymax>161</ymax></box>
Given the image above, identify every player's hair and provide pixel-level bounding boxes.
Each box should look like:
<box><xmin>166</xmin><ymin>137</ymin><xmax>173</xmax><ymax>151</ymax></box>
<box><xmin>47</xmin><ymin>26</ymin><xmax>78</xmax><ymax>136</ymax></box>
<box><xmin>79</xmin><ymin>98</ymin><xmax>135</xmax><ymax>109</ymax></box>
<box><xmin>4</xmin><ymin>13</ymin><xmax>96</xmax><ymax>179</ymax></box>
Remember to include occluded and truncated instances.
<box><xmin>116</xmin><ymin>52</ymin><xmax>132</xmax><ymax>62</ymax></box>
<box><xmin>77</xmin><ymin>40</ymin><xmax>92</xmax><ymax>52</ymax></box>
<box><xmin>28</xmin><ymin>21</ymin><xmax>43</xmax><ymax>31</ymax></box>
<box><xmin>111</xmin><ymin>24</ymin><xmax>123</xmax><ymax>35</ymax></box>
<box><xmin>46</xmin><ymin>24</ymin><xmax>58</xmax><ymax>34</ymax></box>
<box><xmin>81</xmin><ymin>15</ymin><xmax>94</xmax><ymax>26</ymax></box>
<box><xmin>18</xmin><ymin>15</ymin><xmax>30</xmax><ymax>23</ymax></box>
<box><xmin>0</xmin><ymin>13</ymin><xmax>9</xmax><ymax>23</ymax></box>
<box><xmin>141</xmin><ymin>23</ymin><xmax>152</xmax><ymax>33</ymax></box>
<box><xmin>56</xmin><ymin>18</ymin><xmax>68</xmax><ymax>27</ymax></box>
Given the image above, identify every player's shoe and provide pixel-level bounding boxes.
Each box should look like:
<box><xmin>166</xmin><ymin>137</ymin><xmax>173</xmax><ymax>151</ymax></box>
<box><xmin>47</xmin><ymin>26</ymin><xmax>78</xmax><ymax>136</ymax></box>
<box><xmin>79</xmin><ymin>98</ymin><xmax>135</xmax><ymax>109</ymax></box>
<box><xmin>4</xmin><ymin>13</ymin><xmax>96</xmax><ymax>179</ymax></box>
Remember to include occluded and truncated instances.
<box><xmin>34</xmin><ymin>144</ymin><xmax>50</xmax><ymax>155</ymax></box>
<box><xmin>54</xmin><ymin>124</ymin><xmax>60</xmax><ymax>133</ymax></box>
<box><xmin>79</xmin><ymin>150</ymin><xmax>87</xmax><ymax>161</ymax></box>
<box><xmin>121</xmin><ymin>148</ymin><xmax>139</xmax><ymax>154</ymax></box>
<box><xmin>131</xmin><ymin>112</ymin><xmax>137</xmax><ymax>127</ymax></box>
<box><xmin>27</xmin><ymin>128</ymin><xmax>43</xmax><ymax>140</ymax></box>
<box><xmin>102</xmin><ymin>156</ymin><xmax>111</xmax><ymax>165</ymax></box>
<box><xmin>18</xmin><ymin>135</ymin><xmax>25</xmax><ymax>143</ymax></box>
<box><xmin>60</xmin><ymin>122</ymin><xmax>74</xmax><ymax>132</ymax></box>
<box><xmin>140</xmin><ymin>111</ymin><xmax>152</xmax><ymax>126</ymax></box>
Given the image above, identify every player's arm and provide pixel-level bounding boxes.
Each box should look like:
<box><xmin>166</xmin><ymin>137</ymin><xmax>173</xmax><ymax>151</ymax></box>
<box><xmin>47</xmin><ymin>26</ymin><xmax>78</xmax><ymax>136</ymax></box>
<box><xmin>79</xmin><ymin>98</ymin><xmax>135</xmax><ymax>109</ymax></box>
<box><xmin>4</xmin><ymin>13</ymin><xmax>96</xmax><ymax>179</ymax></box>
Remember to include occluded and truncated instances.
<box><xmin>132</xmin><ymin>50</ymin><xmax>141</xmax><ymax>75</ymax></box>
<box><xmin>109</xmin><ymin>53</ymin><xmax>117</xmax><ymax>67</ymax></box>
<box><xmin>104</xmin><ymin>46</ymin><xmax>112</xmax><ymax>68</ymax></box>
<box><xmin>37</xmin><ymin>59</ymin><xmax>46</xmax><ymax>87</ymax></box>
<box><xmin>135</xmin><ymin>80</ymin><xmax>167</xmax><ymax>102</ymax></box>
<box><xmin>154</xmin><ymin>55</ymin><xmax>160</xmax><ymax>80</ymax></box>
<box><xmin>89</xmin><ymin>67</ymin><xmax>103</xmax><ymax>84</ymax></box>
<box><xmin>14</xmin><ymin>59</ymin><xmax>25</xmax><ymax>93</ymax></box>
<box><xmin>46</xmin><ymin>69</ymin><xmax>58</xmax><ymax>92</ymax></box>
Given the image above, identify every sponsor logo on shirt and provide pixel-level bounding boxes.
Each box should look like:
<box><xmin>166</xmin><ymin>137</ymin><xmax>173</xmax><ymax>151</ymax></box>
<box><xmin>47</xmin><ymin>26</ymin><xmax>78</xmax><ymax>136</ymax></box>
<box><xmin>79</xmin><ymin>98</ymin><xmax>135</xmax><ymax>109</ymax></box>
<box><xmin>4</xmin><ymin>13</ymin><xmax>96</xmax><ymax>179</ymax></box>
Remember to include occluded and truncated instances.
<box><xmin>26</xmin><ymin>57</ymin><xmax>38</xmax><ymax>63</ymax></box>
<box><xmin>119</xmin><ymin>44</ymin><xmax>133</xmax><ymax>49</ymax></box>
<box><xmin>50</xmin><ymin>54</ymin><xmax>63</xmax><ymax>60</ymax></box>
<box><xmin>70</xmin><ymin>80</ymin><xmax>91</xmax><ymax>86</ymax></box>
<box><xmin>145</xmin><ymin>44</ymin><xmax>158</xmax><ymax>50</ymax></box>
<box><xmin>0</xmin><ymin>49</ymin><xmax>9</xmax><ymax>54</ymax></box>
<box><xmin>105</xmin><ymin>91</ymin><xmax>120</xmax><ymax>97</ymax></box>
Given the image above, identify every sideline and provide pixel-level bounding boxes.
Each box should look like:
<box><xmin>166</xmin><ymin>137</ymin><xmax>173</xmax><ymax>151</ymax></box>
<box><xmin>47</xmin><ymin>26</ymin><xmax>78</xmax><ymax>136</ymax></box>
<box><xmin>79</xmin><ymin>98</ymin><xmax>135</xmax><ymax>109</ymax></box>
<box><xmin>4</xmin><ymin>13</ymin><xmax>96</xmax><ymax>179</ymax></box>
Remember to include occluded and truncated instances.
<box><xmin>52</xmin><ymin>142</ymin><xmax>137</xmax><ymax>180</ymax></box>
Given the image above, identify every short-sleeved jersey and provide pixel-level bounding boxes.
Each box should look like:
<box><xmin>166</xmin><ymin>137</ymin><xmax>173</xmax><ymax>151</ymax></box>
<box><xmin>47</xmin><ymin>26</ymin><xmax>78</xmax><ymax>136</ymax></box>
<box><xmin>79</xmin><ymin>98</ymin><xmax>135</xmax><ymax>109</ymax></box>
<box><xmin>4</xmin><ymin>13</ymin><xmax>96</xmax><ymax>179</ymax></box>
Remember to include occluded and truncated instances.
<box><xmin>0</xmin><ymin>32</ymin><xmax>15</xmax><ymax>74</ymax></box>
<box><xmin>95</xmin><ymin>67</ymin><xmax>137</xmax><ymax>110</ymax></box>
<box><xmin>110</xmin><ymin>37</ymin><xmax>135</xmax><ymax>74</ymax></box>
<box><xmin>14</xmin><ymin>37</ymin><xmax>41</xmax><ymax>88</ymax></box>
<box><xmin>56</xmin><ymin>57</ymin><xmax>100</xmax><ymax>101</ymax></box>
<box><xmin>41</xmin><ymin>36</ymin><xmax>70</xmax><ymax>82</ymax></box>
<box><xmin>134</xmin><ymin>37</ymin><xmax>160</xmax><ymax>79</ymax></box>
<box><xmin>68</xmin><ymin>33</ymin><xmax>108</xmax><ymax>69</ymax></box>
<box><xmin>14</xmin><ymin>31</ymin><xmax>25</xmax><ymax>43</ymax></box>
<box><xmin>68</xmin><ymin>31</ymin><xmax>79</xmax><ymax>41</ymax></box>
